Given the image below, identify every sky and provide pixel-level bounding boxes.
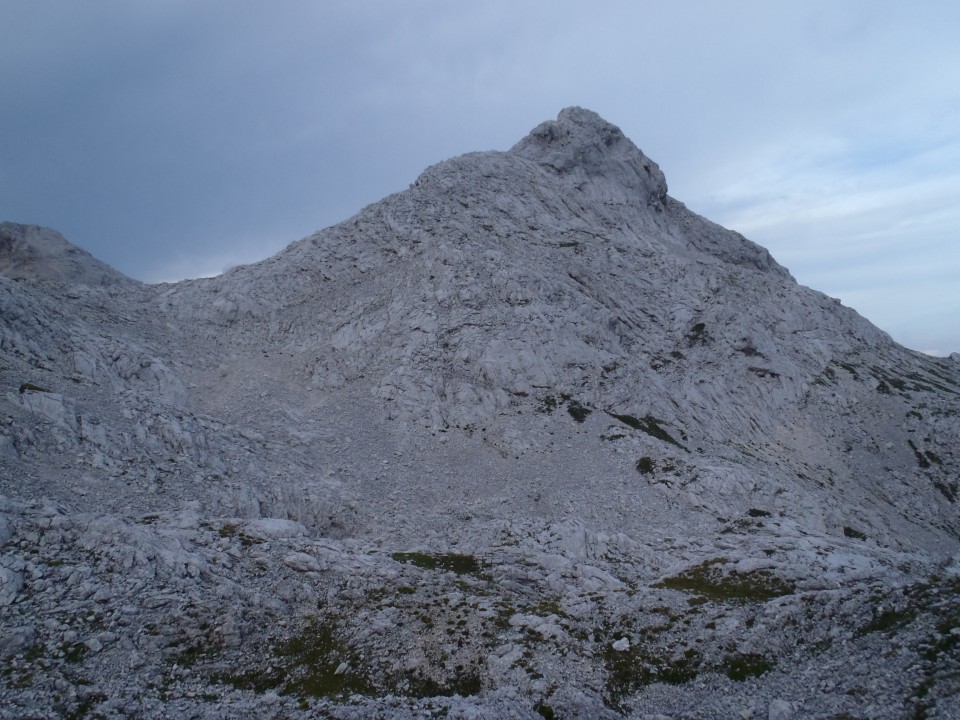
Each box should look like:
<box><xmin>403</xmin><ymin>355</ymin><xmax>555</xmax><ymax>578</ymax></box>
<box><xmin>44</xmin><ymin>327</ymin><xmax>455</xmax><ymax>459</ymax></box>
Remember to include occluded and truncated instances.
<box><xmin>1</xmin><ymin>1</ymin><xmax>958</xmax><ymax>354</ymax></box>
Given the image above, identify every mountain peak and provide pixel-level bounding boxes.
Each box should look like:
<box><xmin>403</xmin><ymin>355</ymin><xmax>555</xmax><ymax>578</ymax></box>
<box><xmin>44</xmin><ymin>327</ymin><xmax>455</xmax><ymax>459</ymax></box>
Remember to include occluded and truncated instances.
<box><xmin>511</xmin><ymin>106</ymin><xmax>668</xmax><ymax>208</ymax></box>
<box><xmin>2</xmin><ymin>110</ymin><xmax>959</xmax><ymax>719</ymax></box>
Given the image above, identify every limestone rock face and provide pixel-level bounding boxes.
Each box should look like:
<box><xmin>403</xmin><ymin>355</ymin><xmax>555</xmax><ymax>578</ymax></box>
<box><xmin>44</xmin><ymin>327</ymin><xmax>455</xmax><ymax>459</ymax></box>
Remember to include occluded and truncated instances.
<box><xmin>0</xmin><ymin>109</ymin><xmax>958</xmax><ymax>719</ymax></box>
<box><xmin>0</xmin><ymin>222</ymin><xmax>132</xmax><ymax>286</ymax></box>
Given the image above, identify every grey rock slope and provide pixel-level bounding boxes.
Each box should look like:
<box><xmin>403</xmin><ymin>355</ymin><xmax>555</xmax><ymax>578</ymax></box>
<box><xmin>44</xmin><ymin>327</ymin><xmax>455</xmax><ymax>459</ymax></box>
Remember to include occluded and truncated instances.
<box><xmin>0</xmin><ymin>222</ymin><xmax>132</xmax><ymax>287</ymax></box>
<box><xmin>1</xmin><ymin>108</ymin><xmax>958</xmax><ymax>719</ymax></box>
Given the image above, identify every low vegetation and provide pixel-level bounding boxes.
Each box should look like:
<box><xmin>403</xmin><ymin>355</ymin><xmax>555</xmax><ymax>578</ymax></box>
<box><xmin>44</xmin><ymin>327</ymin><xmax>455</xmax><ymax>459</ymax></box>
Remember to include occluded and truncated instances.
<box><xmin>607</xmin><ymin>412</ymin><xmax>687</xmax><ymax>450</ymax></box>
<box><xmin>391</xmin><ymin>551</ymin><xmax>486</xmax><ymax>576</ymax></box>
<box><xmin>652</xmin><ymin>558</ymin><xmax>795</xmax><ymax>603</ymax></box>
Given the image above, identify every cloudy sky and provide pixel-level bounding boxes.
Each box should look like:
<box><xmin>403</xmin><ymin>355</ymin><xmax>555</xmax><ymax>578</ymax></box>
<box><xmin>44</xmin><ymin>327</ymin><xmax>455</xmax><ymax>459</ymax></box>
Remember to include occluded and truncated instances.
<box><xmin>2</xmin><ymin>1</ymin><xmax>958</xmax><ymax>353</ymax></box>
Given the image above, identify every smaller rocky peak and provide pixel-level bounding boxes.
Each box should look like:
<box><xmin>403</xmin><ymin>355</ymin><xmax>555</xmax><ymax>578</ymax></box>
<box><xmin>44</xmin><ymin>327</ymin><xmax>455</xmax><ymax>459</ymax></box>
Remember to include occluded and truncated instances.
<box><xmin>511</xmin><ymin>107</ymin><xmax>668</xmax><ymax>208</ymax></box>
<box><xmin>0</xmin><ymin>222</ymin><xmax>132</xmax><ymax>286</ymax></box>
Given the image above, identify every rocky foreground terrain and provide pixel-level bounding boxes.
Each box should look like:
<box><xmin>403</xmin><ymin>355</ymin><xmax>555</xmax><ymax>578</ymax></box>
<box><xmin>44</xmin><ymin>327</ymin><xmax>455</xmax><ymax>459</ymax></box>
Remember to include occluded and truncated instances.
<box><xmin>1</xmin><ymin>108</ymin><xmax>959</xmax><ymax>719</ymax></box>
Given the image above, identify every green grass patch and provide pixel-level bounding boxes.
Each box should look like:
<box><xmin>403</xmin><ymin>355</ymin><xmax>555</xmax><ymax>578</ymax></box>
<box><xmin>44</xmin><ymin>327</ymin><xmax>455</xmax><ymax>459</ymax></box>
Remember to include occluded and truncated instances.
<box><xmin>835</xmin><ymin>361</ymin><xmax>860</xmax><ymax>380</ymax></box>
<box><xmin>534</xmin><ymin>701</ymin><xmax>556</xmax><ymax>719</ymax></box>
<box><xmin>62</xmin><ymin>692</ymin><xmax>107</xmax><ymax>720</ymax></box>
<box><xmin>19</xmin><ymin>382</ymin><xmax>50</xmax><ymax>394</ymax></box>
<box><xmin>856</xmin><ymin>608</ymin><xmax>917</xmax><ymax>637</ymax></box>
<box><xmin>686</xmin><ymin>322</ymin><xmax>710</xmax><ymax>346</ymax></box>
<box><xmin>813</xmin><ymin>366</ymin><xmax>837</xmax><ymax>386</ymax></box>
<box><xmin>392</xmin><ymin>552</ymin><xmax>485</xmax><ymax>576</ymax></box>
<box><xmin>722</xmin><ymin>653</ymin><xmax>775</xmax><ymax>681</ymax></box>
<box><xmin>63</xmin><ymin>642</ymin><xmax>88</xmax><ymax>664</ymax></box>
<box><xmin>219</xmin><ymin>618</ymin><xmax>374</xmax><ymax>698</ymax></box>
<box><xmin>908</xmin><ymin>440</ymin><xmax>932</xmax><ymax>469</ymax></box>
<box><xmin>843</xmin><ymin>526</ymin><xmax>867</xmax><ymax>541</ymax></box>
<box><xmin>536</xmin><ymin>396</ymin><xmax>559</xmax><ymax>414</ymax></box>
<box><xmin>399</xmin><ymin>671</ymin><xmax>481</xmax><ymax>698</ymax></box>
<box><xmin>567</xmin><ymin>400</ymin><xmax>592</xmax><ymax>423</ymax></box>
<box><xmin>933</xmin><ymin>480</ymin><xmax>957</xmax><ymax>503</ymax></box>
<box><xmin>526</xmin><ymin>597</ymin><xmax>568</xmax><ymax>618</ymax></box>
<box><xmin>174</xmin><ymin>642</ymin><xmax>211</xmax><ymax>668</ymax></box>
<box><xmin>603</xmin><ymin>641</ymin><xmax>701</xmax><ymax>708</ymax></box>
<box><xmin>608</xmin><ymin>413</ymin><xmax>687</xmax><ymax>450</ymax></box>
<box><xmin>218</xmin><ymin>522</ymin><xmax>261</xmax><ymax>546</ymax></box>
<box><xmin>636</xmin><ymin>456</ymin><xmax>654</xmax><ymax>475</ymax></box>
<box><xmin>275</xmin><ymin>620</ymin><xmax>374</xmax><ymax>698</ymax></box>
<box><xmin>652</xmin><ymin>558</ymin><xmax>795</xmax><ymax>603</ymax></box>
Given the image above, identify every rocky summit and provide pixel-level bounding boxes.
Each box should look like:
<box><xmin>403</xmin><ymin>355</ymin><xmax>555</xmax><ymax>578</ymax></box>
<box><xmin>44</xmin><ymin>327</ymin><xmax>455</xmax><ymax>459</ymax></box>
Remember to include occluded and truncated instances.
<box><xmin>1</xmin><ymin>107</ymin><xmax>958</xmax><ymax>719</ymax></box>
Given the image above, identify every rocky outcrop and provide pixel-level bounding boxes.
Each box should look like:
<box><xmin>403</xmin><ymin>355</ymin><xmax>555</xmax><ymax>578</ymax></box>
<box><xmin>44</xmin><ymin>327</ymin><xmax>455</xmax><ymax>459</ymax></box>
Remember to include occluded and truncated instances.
<box><xmin>0</xmin><ymin>222</ymin><xmax>132</xmax><ymax>286</ymax></box>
